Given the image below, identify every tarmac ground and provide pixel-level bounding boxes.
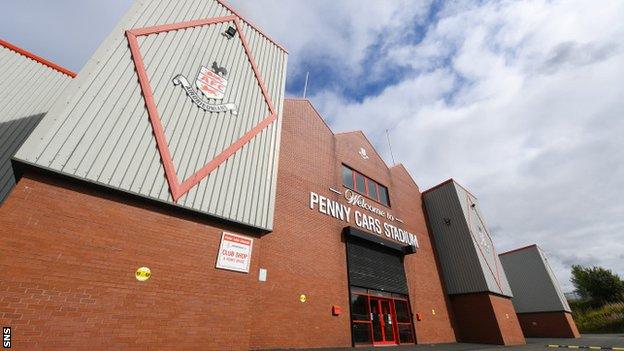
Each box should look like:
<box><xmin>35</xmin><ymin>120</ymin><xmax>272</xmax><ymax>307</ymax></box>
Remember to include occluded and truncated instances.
<box><xmin>271</xmin><ymin>334</ymin><xmax>624</xmax><ymax>351</ymax></box>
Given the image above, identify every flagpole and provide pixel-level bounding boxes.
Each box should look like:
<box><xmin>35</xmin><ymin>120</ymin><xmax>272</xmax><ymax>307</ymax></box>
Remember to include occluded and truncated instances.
<box><xmin>303</xmin><ymin>71</ymin><xmax>309</xmax><ymax>98</ymax></box>
<box><xmin>386</xmin><ymin>129</ymin><xmax>396</xmax><ymax>166</ymax></box>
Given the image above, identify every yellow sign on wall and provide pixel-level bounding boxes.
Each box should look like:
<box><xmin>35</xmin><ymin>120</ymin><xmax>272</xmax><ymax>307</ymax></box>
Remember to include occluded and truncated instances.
<box><xmin>135</xmin><ymin>267</ymin><xmax>151</xmax><ymax>281</ymax></box>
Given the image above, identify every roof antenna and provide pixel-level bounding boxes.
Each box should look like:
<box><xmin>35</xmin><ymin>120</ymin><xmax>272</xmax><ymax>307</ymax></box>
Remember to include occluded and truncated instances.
<box><xmin>302</xmin><ymin>71</ymin><xmax>309</xmax><ymax>98</ymax></box>
<box><xmin>386</xmin><ymin>129</ymin><xmax>396</xmax><ymax>166</ymax></box>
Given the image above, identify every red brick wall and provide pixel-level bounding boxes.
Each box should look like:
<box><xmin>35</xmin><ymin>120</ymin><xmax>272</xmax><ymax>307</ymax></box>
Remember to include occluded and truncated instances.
<box><xmin>248</xmin><ymin>99</ymin><xmax>456</xmax><ymax>348</ymax></box>
<box><xmin>0</xmin><ymin>173</ymin><xmax>260</xmax><ymax>350</ymax></box>
<box><xmin>490</xmin><ymin>294</ymin><xmax>525</xmax><ymax>345</ymax></box>
<box><xmin>517</xmin><ymin>311</ymin><xmax>580</xmax><ymax>338</ymax></box>
<box><xmin>450</xmin><ymin>293</ymin><xmax>525</xmax><ymax>345</ymax></box>
<box><xmin>0</xmin><ymin>98</ymin><xmax>457</xmax><ymax>349</ymax></box>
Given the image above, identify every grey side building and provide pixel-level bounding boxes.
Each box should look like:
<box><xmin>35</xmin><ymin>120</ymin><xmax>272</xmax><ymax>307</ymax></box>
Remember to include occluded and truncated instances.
<box><xmin>423</xmin><ymin>179</ymin><xmax>513</xmax><ymax>297</ymax></box>
<box><xmin>499</xmin><ymin>244</ymin><xmax>580</xmax><ymax>338</ymax></box>
<box><xmin>0</xmin><ymin>39</ymin><xmax>74</xmax><ymax>203</ymax></box>
<box><xmin>422</xmin><ymin>179</ymin><xmax>524</xmax><ymax>345</ymax></box>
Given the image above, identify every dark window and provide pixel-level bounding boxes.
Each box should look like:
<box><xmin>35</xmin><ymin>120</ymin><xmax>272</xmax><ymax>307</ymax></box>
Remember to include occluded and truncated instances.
<box><xmin>378</xmin><ymin>186</ymin><xmax>389</xmax><ymax>206</ymax></box>
<box><xmin>355</xmin><ymin>173</ymin><xmax>366</xmax><ymax>193</ymax></box>
<box><xmin>398</xmin><ymin>324</ymin><xmax>414</xmax><ymax>343</ymax></box>
<box><xmin>351</xmin><ymin>292</ymin><xmax>373</xmax><ymax>345</ymax></box>
<box><xmin>368</xmin><ymin>180</ymin><xmax>379</xmax><ymax>201</ymax></box>
<box><xmin>342</xmin><ymin>167</ymin><xmax>354</xmax><ymax>189</ymax></box>
<box><xmin>352</xmin><ymin>322</ymin><xmax>373</xmax><ymax>345</ymax></box>
<box><xmin>394</xmin><ymin>300</ymin><xmax>411</xmax><ymax>323</ymax></box>
<box><xmin>394</xmin><ymin>299</ymin><xmax>414</xmax><ymax>344</ymax></box>
<box><xmin>342</xmin><ymin>165</ymin><xmax>390</xmax><ymax>207</ymax></box>
<box><xmin>350</xmin><ymin>294</ymin><xmax>370</xmax><ymax>321</ymax></box>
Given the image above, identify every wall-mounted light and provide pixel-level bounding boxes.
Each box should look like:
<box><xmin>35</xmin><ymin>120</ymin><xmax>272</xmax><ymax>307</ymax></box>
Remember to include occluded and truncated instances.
<box><xmin>223</xmin><ymin>26</ymin><xmax>237</xmax><ymax>39</ymax></box>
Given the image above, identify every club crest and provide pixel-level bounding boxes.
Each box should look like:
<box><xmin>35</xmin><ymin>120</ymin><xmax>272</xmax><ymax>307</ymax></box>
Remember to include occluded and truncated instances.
<box><xmin>173</xmin><ymin>61</ymin><xmax>238</xmax><ymax>115</ymax></box>
<box><xmin>359</xmin><ymin>147</ymin><xmax>369</xmax><ymax>160</ymax></box>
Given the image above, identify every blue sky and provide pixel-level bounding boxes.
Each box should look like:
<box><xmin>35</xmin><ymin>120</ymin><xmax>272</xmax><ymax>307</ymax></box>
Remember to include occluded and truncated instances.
<box><xmin>2</xmin><ymin>0</ymin><xmax>624</xmax><ymax>291</ymax></box>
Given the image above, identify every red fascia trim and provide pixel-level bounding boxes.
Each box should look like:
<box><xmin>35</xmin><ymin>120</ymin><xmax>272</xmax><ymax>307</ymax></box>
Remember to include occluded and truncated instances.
<box><xmin>421</xmin><ymin>178</ymin><xmax>477</xmax><ymax>198</ymax></box>
<box><xmin>127</xmin><ymin>15</ymin><xmax>237</xmax><ymax>36</ymax></box>
<box><xmin>178</xmin><ymin>111</ymin><xmax>276</xmax><ymax>195</ymax></box>
<box><xmin>421</xmin><ymin>178</ymin><xmax>454</xmax><ymax>195</ymax></box>
<box><xmin>499</xmin><ymin>244</ymin><xmax>538</xmax><ymax>256</ymax></box>
<box><xmin>0</xmin><ymin>38</ymin><xmax>76</xmax><ymax>78</ymax></box>
<box><xmin>216</xmin><ymin>0</ymin><xmax>288</xmax><ymax>53</ymax></box>
<box><xmin>126</xmin><ymin>16</ymin><xmax>277</xmax><ymax>201</ymax></box>
<box><xmin>232</xmin><ymin>19</ymin><xmax>277</xmax><ymax>114</ymax></box>
<box><xmin>126</xmin><ymin>31</ymin><xmax>181</xmax><ymax>197</ymax></box>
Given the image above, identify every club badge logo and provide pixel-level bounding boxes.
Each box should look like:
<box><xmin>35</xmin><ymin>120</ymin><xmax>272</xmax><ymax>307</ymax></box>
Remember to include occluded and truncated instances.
<box><xmin>359</xmin><ymin>147</ymin><xmax>369</xmax><ymax>160</ymax></box>
<box><xmin>173</xmin><ymin>61</ymin><xmax>238</xmax><ymax>115</ymax></box>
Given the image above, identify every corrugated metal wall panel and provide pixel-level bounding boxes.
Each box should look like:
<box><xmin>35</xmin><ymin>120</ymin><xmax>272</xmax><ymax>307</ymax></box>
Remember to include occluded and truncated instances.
<box><xmin>0</xmin><ymin>44</ymin><xmax>72</xmax><ymax>203</ymax></box>
<box><xmin>454</xmin><ymin>184</ymin><xmax>513</xmax><ymax>297</ymax></box>
<box><xmin>423</xmin><ymin>182</ymin><xmax>488</xmax><ymax>295</ymax></box>
<box><xmin>500</xmin><ymin>245</ymin><xmax>570</xmax><ymax>313</ymax></box>
<box><xmin>539</xmin><ymin>247</ymin><xmax>572</xmax><ymax>312</ymax></box>
<box><xmin>14</xmin><ymin>0</ymin><xmax>287</xmax><ymax>230</ymax></box>
<box><xmin>423</xmin><ymin>180</ymin><xmax>513</xmax><ymax>297</ymax></box>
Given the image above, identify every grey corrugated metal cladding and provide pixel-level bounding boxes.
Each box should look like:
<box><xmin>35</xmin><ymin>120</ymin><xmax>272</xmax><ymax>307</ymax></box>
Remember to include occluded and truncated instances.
<box><xmin>14</xmin><ymin>0</ymin><xmax>288</xmax><ymax>230</ymax></box>
<box><xmin>500</xmin><ymin>245</ymin><xmax>571</xmax><ymax>313</ymax></box>
<box><xmin>422</xmin><ymin>180</ymin><xmax>513</xmax><ymax>297</ymax></box>
<box><xmin>0</xmin><ymin>43</ymin><xmax>73</xmax><ymax>203</ymax></box>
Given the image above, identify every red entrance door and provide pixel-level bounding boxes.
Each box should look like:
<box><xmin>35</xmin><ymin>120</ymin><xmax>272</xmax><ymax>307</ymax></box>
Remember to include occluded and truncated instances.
<box><xmin>369</xmin><ymin>297</ymin><xmax>397</xmax><ymax>345</ymax></box>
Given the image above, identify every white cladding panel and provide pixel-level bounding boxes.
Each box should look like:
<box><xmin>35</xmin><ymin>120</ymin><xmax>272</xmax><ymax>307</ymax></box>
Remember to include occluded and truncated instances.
<box><xmin>423</xmin><ymin>181</ymin><xmax>513</xmax><ymax>297</ymax></box>
<box><xmin>500</xmin><ymin>245</ymin><xmax>571</xmax><ymax>313</ymax></box>
<box><xmin>15</xmin><ymin>0</ymin><xmax>287</xmax><ymax>230</ymax></box>
<box><xmin>455</xmin><ymin>183</ymin><xmax>513</xmax><ymax>297</ymax></box>
<box><xmin>0</xmin><ymin>44</ymin><xmax>72</xmax><ymax>203</ymax></box>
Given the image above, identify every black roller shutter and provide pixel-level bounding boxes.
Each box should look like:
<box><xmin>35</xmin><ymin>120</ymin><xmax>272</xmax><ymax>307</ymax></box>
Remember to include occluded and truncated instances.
<box><xmin>347</xmin><ymin>235</ymin><xmax>408</xmax><ymax>294</ymax></box>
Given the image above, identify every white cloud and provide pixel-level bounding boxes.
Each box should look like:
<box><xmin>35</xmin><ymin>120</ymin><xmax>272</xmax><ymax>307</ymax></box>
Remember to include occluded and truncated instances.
<box><xmin>272</xmin><ymin>0</ymin><xmax>624</xmax><ymax>291</ymax></box>
<box><xmin>229</xmin><ymin>0</ymin><xmax>433</xmax><ymax>85</ymax></box>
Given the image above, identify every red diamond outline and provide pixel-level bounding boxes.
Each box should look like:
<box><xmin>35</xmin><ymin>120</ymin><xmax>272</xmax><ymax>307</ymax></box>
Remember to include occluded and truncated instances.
<box><xmin>126</xmin><ymin>15</ymin><xmax>277</xmax><ymax>201</ymax></box>
<box><xmin>464</xmin><ymin>192</ymin><xmax>505</xmax><ymax>293</ymax></box>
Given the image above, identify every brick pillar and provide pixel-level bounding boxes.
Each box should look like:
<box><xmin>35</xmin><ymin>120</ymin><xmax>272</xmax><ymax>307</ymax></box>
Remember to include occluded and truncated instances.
<box><xmin>517</xmin><ymin>311</ymin><xmax>580</xmax><ymax>338</ymax></box>
<box><xmin>449</xmin><ymin>293</ymin><xmax>526</xmax><ymax>345</ymax></box>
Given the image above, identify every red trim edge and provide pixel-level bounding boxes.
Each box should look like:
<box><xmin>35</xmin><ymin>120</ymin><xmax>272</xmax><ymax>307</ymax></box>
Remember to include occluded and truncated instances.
<box><xmin>421</xmin><ymin>178</ymin><xmax>477</xmax><ymax>198</ymax></box>
<box><xmin>499</xmin><ymin>244</ymin><xmax>538</xmax><ymax>256</ymax></box>
<box><xmin>216</xmin><ymin>0</ymin><xmax>288</xmax><ymax>53</ymax></box>
<box><xmin>0</xmin><ymin>38</ymin><xmax>76</xmax><ymax>78</ymax></box>
<box><xmin>126</xmin><ymin>16</ymin><xmax>277</xmax><ymax>201</ymax></box>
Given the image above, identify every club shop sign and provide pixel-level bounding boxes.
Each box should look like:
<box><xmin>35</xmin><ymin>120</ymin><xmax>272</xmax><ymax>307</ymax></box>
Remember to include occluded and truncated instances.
<box><xmin>309</xmin><ymin>191</ymin><xmax>419</xmax><ymax>247</ymax></box>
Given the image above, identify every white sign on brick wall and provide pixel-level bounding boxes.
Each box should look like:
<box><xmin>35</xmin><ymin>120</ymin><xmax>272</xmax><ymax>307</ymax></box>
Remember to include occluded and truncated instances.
<box><xmin>216</xmin><ymin>232</ymin><xmax>253</xmax><ymax>273</ymax></box>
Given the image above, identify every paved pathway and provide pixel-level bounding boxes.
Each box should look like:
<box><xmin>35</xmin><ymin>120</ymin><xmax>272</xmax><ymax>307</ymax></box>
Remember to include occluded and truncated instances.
<box><xmin>269</xmin><ymin>334</ymin><xmax>624</xmax><ymax>351</ymax></box>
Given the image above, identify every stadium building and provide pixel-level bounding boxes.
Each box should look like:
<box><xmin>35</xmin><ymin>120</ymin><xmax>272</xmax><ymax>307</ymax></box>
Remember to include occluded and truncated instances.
<box><xmin>0</xmin><ymin>0</ymin><xmax>577</xmax><ymax>349</ymax></box>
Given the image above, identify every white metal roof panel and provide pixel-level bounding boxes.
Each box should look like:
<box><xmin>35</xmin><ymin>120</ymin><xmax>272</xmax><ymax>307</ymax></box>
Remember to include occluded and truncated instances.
<box><xmin>0</xmin><ymin>41</ymin><xmax>73</xmax><ymax>203</ymax></box>
<box><xmin>15</xmin><ymin>0</ymin><xmax>287</xmax><ymax>230</ymax></box>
